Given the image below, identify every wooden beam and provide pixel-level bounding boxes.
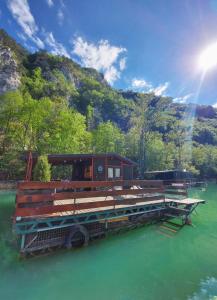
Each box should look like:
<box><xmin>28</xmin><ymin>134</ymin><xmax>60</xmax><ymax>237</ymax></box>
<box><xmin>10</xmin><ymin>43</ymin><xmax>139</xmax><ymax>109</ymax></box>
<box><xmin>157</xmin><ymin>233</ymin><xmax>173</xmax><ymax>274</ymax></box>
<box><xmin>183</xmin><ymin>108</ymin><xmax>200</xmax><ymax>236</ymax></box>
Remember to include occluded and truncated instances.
<box><xmin>91</xmin><ymin>157</ymin><xmax>94</xmax><ymax>181</ymax></box>
<box><xmin>165</xmin><ymin>190</ymin><xmax>187</xmax><ymax>196</ymax></box>
<box><xmin>15</xmin><ymin>195</ymin><xmax>165</xmax><ymax>217</ymax></box>
<box><xmin>16</xmin><ymin>187</ymin><xmax>165</xmax><ymax>203</ymax></box>
<box><xmin>17</xmin><ymin>180</ymin><xmax>164</xmax><ymax>190</ymax></box>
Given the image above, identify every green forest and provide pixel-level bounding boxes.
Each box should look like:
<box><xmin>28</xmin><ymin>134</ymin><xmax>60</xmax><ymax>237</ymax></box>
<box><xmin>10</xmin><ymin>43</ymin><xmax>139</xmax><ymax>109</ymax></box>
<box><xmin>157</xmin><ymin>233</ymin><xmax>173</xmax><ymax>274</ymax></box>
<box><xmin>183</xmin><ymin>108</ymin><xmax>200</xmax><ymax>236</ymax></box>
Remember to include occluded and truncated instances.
<box><xmin>1</xmin><ymin>29</ymin><xmax>217</xmax><ymax>180</ymax></box>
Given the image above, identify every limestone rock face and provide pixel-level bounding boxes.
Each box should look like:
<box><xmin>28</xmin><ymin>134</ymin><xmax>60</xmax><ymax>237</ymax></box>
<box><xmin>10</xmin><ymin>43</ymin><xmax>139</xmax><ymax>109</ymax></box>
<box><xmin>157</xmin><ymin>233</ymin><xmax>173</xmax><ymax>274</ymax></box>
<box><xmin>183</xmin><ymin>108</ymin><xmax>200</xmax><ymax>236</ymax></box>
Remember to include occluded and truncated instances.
<box><xmin>59</xmin><ymin>65</ymin><xmax>81</xmax><ymax>88</ymax></box>
<box><xmin>0</xmin><ymin>45</ymin><xmax>20</xmax><ymax>94</ymax></box>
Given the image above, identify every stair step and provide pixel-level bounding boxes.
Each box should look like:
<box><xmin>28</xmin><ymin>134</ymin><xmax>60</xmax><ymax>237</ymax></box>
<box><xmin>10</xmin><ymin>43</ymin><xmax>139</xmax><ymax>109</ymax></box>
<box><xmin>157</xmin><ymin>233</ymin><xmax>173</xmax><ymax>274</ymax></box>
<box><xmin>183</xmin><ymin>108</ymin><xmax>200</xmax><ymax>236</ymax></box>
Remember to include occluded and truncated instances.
<box><xmin>162</xmin><ymin>223</ymin><xmax>180</xmax><ymax>231</ymax></box>
<box><xmin>165</xmin><ymin>220</ymin><xmax>183</xmax><ymax>228</ymax></box>
<box><xmin>160</xmin><ymin>225</ymin><xmax>178</xmax><ymax>233</ymax></box>
<box><xmin>157</xmin><ymin>230</ymin><xmax>173</xmax><ymax>238</ymax></box>
<box><xmin>164</xmin><ymin>213</ymin><xmax>180</xmax><ymax>218</ymax></box>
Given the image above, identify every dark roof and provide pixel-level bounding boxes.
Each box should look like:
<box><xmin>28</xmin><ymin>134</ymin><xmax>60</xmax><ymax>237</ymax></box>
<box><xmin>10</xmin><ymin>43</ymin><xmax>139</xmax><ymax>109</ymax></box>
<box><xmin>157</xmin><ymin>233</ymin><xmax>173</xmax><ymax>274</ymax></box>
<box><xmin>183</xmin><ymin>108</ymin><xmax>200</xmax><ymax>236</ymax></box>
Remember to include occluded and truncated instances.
<box><xmin>144</xmin><ymin>169</ymin><xmax>190</xmax><ymax>174</ymax></box>
<box><xmin>30</xmin><ymin>153</ymin><xmax>137</xmax><ymax>166</ymax></box>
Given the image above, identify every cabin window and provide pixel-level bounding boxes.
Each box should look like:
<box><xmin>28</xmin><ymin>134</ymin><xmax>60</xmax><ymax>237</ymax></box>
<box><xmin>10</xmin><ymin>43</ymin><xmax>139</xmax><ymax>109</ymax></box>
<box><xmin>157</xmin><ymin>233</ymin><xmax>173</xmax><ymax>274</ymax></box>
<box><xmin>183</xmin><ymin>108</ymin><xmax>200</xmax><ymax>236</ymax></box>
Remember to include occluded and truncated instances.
<box><xmin>97</xmin><ymin>165</ymin><xmax>103</xmax><ymax>173</ymax></box>
<box><xmin>84</xmin><ymin>165</ymin><xmax>91</xmax><ymax>179</ymax></box>
<box><xmin>108</xmin><ymin>167</ymin><xmax>114</xmax><ymax>179</ymax></box>
<box><xmin>115</xmin><ymin>168</ymin><xmax>121</xmax><ymax>178</ymax></box>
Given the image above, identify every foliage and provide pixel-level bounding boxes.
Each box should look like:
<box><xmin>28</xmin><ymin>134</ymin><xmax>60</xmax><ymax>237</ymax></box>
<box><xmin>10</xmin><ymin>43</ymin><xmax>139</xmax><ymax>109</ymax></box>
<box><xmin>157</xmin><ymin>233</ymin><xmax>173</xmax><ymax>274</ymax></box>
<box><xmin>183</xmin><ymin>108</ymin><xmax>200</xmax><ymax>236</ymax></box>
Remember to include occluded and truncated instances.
<box><xmin>1</xmin><ymin>30</ymin><xmax>217</xmax><ymax>179</ymax></box>
<box><xmin>92</xmin><ymin>122</ymin><xmax>125</xmax><ymax>154</ymax></box>
<box><xmin>129</xmin><ymin>93</ymin><xmax>170</xmax><ymax>177</ymax></box>
<box><xmin>0</xmin><ymin>90</ymin><xmax>91</xmax><ymax>178</ymax></box>
<box><xmin>33</xmin><ymin>155</ymin><xmax>51</xmax><ymax>182</ymax></box>
<box><xmin>52</xmin><ymin>165</ymin><xmax>72</xmax><ymax>180</ymax></box>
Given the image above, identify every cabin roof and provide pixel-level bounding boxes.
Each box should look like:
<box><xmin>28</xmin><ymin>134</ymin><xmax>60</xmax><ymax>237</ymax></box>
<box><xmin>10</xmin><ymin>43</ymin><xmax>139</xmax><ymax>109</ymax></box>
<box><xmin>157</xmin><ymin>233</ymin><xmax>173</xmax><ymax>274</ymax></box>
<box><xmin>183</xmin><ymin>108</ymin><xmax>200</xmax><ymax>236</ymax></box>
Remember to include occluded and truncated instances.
<box><xmin>144</xmin><ymin>169</ymin><xmax>190</xmax><ymax>174</ymax></box>
<box><xmin>30</xmin><ymin>153</ymin><xmax>137</xmax><ymax>166</ymax></box>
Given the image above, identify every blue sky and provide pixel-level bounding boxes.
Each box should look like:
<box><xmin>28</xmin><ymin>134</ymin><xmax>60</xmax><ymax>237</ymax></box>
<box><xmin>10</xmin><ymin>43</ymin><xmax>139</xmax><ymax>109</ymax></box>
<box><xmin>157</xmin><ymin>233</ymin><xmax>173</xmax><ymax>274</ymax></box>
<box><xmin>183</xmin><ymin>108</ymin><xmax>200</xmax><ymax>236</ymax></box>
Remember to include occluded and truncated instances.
<box><xmin>1</xmin><ymin>0</ymin><xmax>217</xmax><ymax>106</ymax></box>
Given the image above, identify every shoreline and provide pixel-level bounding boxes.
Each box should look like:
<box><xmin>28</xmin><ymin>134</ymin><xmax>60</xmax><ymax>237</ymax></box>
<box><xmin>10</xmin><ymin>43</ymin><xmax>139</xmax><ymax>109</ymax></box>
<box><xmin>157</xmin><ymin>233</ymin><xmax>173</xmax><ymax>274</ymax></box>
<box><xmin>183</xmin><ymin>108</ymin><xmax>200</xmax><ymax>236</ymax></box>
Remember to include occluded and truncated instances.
<box><xmin>0</xmin><ymin>181</ymin><xmax>17</xmax><ymax>190</ymax></box>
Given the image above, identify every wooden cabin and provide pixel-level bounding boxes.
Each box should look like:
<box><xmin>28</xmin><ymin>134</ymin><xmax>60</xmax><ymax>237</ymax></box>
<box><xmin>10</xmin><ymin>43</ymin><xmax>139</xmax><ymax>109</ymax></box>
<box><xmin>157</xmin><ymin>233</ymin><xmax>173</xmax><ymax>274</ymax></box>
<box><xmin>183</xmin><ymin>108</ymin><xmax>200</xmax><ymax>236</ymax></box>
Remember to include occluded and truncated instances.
<box><xmin>27</xmin><ymin>153</ymin><xmax>137</xmax><ymax>181</ymax></box>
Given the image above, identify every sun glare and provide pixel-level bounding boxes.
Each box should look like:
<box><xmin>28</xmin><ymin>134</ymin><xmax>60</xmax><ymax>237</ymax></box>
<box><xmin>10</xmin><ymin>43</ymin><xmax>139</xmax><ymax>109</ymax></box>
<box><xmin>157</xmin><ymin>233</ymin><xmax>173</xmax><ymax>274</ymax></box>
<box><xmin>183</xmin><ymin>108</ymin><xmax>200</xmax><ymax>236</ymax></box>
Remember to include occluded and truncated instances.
<box><xmin>198</xmin><ymin>42</ymin><xmax>217</xmax><ymax>72</ymax></box>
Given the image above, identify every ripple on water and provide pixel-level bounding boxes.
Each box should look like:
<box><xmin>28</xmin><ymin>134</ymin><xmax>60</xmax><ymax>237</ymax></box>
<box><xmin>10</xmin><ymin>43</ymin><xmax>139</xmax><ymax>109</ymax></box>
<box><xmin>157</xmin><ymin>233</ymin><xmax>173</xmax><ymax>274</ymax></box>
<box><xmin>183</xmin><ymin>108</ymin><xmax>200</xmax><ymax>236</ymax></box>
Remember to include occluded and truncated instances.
<box><xmin>188</xmin><ymin>277</ymin><xmax>217</xmax><ymax>300</ymax></box>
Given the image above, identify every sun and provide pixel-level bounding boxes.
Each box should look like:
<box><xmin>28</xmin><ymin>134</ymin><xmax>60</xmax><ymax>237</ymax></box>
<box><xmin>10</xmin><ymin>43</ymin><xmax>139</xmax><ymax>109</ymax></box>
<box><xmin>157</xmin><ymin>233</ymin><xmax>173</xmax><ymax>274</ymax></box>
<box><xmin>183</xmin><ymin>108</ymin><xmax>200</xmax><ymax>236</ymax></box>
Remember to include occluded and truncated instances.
<box><xmin>198</xmin><ymin>42</ymin><xmax>217</xmax><ymax>72</ymax></box>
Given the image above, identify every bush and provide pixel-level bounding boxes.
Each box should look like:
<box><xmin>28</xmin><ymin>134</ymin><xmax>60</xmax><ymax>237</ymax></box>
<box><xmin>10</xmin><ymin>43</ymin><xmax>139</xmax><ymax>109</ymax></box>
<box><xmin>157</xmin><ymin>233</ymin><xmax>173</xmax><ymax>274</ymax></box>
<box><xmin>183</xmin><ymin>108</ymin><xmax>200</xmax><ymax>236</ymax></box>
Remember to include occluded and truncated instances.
<box><xmin>33</xmin><ymin>155</ymin><xmax>51</xmax><ymax>182</ymax></box>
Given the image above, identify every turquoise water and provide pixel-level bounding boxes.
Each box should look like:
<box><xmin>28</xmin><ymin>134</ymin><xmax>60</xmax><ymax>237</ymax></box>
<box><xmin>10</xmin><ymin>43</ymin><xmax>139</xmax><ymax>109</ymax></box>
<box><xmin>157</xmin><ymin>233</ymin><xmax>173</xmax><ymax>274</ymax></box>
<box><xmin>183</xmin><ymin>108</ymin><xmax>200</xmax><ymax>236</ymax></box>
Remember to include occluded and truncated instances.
<box><xmin>0</xmin><ymin>184</ymin><xmax>217</xmax><ymax>300</ymax></box>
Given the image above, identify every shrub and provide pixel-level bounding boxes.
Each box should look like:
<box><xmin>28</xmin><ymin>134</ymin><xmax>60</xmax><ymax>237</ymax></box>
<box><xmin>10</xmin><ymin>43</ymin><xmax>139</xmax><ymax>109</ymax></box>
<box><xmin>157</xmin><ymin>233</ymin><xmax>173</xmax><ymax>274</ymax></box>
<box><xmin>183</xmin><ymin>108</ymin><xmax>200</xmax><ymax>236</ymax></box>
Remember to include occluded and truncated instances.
<box><xmin>33</xmin><ymin>155</ymin><xmax>51</xmax><ymax>182</ymax></box>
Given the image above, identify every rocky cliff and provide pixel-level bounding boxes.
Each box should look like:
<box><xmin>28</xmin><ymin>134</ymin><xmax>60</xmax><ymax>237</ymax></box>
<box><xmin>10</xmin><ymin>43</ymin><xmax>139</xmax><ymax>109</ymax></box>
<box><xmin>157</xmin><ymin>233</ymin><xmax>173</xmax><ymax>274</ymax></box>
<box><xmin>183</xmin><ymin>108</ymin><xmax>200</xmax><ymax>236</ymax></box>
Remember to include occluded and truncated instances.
<box><xmin>0</xmin><ymin>29</ymin><xmax>108</xmax><ymax>96</ymax></box>
<box><xmin>0</xmin><ymin>45</ymin><xmax>21</xmax><ymax>94</ymax></box>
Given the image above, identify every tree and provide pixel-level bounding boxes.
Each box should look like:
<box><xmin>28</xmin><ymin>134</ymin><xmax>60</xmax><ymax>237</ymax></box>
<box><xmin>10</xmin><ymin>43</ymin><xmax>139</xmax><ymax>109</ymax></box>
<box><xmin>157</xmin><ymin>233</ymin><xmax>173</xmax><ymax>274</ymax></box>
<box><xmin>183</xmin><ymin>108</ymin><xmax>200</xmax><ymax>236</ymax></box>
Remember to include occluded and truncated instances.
<box><xmin>166</xmin><ymin>120</ymin><xmax>193</xmax><ymax>170</ymax></box>
<box><xmin>130</xmin><ymin>93</ymin><xmax>170</xmax><ymax>177</ymax></box>
<box><xmin>93</xmin><ymin>122</ymin><xmax>125</xmax><ymax>154</ymax></box>
<box><xmin>125</xmin><ymin>130</ymin><xmax>175</xmax><ymax>171</ymax></box>
<box><xmin>0</xmin><ymin>91</ymin><xmax>23</xmax><ymax>155</ymax></box>
<box><xmin>146</xmin><ymin>133</ymin><xmax>174</xmax><ymax>171</ymax></box>
<box><xmin>33</xmin><ymin>155</ymin><xmax>51</xmax><ymax>182</ymax></box>
<box><xmin>22</xmin><ymin>67</ymin><xmax>47</xmax><ymax>99</ymax></box>
<box><xmin>192</xmin><ymin>145</ymin><xmax>217</xmax><ymax>178</ymax></box>
<box><xmin>86</xmin><ymin>104</ymin><xmax>94</xmax><ymax>131</ymax></box>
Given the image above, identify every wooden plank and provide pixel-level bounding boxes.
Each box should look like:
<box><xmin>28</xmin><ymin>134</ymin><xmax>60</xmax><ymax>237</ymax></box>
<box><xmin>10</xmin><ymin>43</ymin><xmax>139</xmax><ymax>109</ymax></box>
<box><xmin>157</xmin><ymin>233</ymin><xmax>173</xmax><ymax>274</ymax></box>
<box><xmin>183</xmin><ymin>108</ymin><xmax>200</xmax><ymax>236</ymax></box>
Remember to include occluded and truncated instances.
<box><xmin>17</xmin><ymin>193</ymin><xmax>54</xmax><ymax>203</ymax></box>
<box><xmin>54</xmin><ymin>188</ymin><xmax>164</xmax><ymax>201</ymax></box>
<box><xmin>165</xmin><ymin>190</ymin><xmax>187</xmax><ymax>196</ymax></box>
<box><xmin>15</xmin><ymin>195</ymin><xmax>165</xmax><ymax>217</ymax></box>
<box><xmin>165</xmin><ymin>198</ymin><xmax>204</xmax><ymax>205</ymax></box>
<box><xmin>157</xmin><ymin>230</ymin><xmax>173</xmax><ymax>238</ymax></box>
<box><xmin>164</xmin><ymin>180</ymin><xmax>188</xmax><ymax>185</ymax></box>
<box><xmin>17</xmin><ymin>180</ymin><xmax>164</xmax><ymax>190</ymax></box>
<box><xmin>16</xmin><ymin>188</ymin><xmax>164</xmax><ymax>203</ymax></box>
<box><xmin>160</xmin><ymin>225</ymin><xmax>178</xmax><ymax>233</ymax></box>
<box><xmin>165</xmin><ymin>185</ymin><xmax>187</xmax><ymax>190</ymax></box>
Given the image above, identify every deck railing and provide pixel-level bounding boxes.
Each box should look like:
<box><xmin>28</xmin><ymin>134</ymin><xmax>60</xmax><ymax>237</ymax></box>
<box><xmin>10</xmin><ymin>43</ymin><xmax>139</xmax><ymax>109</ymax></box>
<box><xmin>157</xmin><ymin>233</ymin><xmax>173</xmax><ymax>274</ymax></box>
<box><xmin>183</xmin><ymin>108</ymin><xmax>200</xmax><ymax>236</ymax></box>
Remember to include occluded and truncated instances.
<box><xmin>15</xmin><ymin>180</ymin><xmax>187</xmax><ymax>218</ymax></box>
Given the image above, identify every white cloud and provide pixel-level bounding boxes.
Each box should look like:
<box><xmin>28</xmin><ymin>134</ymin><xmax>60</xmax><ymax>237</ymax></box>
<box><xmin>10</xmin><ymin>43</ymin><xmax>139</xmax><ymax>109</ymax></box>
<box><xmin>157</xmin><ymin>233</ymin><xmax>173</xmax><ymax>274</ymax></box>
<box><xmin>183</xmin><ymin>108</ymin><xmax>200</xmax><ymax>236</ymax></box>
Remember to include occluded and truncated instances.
<box><xmin>72</xmin><ymin>36</ymin><xmax>127</xmax><ymax>84</ymax></box>
<box><xmin>57</xmin><ymin>9</ymin><xmax>64</xmax><ymax>25</ymax></box>
<box><xmin>73</xmin><ymin>37</ymin><xmax>126</xmax><ymax>70</ymax></box>
<box><xmin>60</xmin><ymin>0</ymin><xmax>65</xmax><ymax>8</ymax></box>
<box><xmin>45</xmin><ymin>32</ymin><xmax>70</xmax><ymax>58</ymax></box>
<box><xmin>7</xmin><ymin>0</ymin><xmax>37</xmax><ymax>37</ymax></box>
<box><xmin>7</xmin><ymin>0</ymin><xmax>44</xmax><ymax>48</ymax></box>
<box><xmin>17</xmin><ymin>31</ymin><xmax>27</xmax><ymax>41</ymax></box>
<box><xmin>150</xmin><ymin>82</ymin><xmax>169</xmax><ymax>96</ymax></box>
<box><xmin>212</xmin><ymin>102</ymin><xmax>217</xmax><ymax>108</ymax></box>
<box><xmin>8</xmin><ymin>1</ymin><xmax>69</xmax><ymax>56</ymax></box>
<box><xmin>32</xmin><ymin>36</ymin><xmax>44</xmax><ymax>48</ymax></box>
<box><xmin>131</xmin><ymin>78</ymin><xmax>152</xmax><ymax>89</ymax></box>
<box><xmin>173</xmin><ymin>93</ymin><xmax>193</xmax><ymax>104</ymax></box>
<box><xmin>57</xmin><ymin>0</ymin><xmax>65</xmax><ymax>25</ymax></box>
<box><xmin>131</xmin><ymin>78</ymin><xmax>169</xmax><ymax>96</ymax></box>
<box><xmin>46</xmin><ymin>0</ymin><xmax>54</xmax><ymax>7</ymax></box>
<box><xmin>119</xmin><ymin>57</ymin><xmax>126</xmax><ymax>71</ymax></box>
<box><xmin>104</xmin><ymin>66</ymin><xmax>120</xmax><ymax>84</ymax></box>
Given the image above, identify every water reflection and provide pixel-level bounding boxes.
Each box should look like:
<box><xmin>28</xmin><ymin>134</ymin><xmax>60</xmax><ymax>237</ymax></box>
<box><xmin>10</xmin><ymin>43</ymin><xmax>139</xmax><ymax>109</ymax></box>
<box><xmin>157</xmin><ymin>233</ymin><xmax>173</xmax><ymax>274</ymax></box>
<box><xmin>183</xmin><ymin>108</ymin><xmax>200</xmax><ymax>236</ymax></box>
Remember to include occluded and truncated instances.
<box><xmin>188</xmin><ymin>277</ymin><xmax>217</xmax><ymax>300</ymax></box>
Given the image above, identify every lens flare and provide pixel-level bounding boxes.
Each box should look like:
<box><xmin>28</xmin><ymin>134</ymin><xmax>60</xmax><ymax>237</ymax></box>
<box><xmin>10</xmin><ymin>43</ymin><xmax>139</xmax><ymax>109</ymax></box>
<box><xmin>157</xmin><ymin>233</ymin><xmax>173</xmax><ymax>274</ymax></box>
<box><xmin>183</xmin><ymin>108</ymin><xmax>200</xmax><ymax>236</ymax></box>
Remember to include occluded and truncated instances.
<box><xmin>198</xmin><ymin>42</ymin><xmax>217</xmax><ymax>71</ymax></box>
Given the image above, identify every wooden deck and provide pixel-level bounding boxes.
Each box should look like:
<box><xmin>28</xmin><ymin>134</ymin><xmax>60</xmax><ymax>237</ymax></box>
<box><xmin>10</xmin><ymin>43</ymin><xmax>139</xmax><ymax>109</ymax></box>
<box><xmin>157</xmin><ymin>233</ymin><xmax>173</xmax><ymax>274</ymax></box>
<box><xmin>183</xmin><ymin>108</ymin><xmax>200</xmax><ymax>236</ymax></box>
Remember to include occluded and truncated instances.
<box><xmin>15</xmin><ymin>180</ymin><xmax>200</xmax><ymax>219</ymax></box>
<box><xmin>50</xmin><ymin>197</ymin><xmax>204</xmax><ymax>217</ymax></box>
<box><xmin>14</xmin><ymin>180</ymin><xmax>206</xmax><ymax>255</ymax></box>
<box><xmin>53</xmin><ymin>195</ymin><xmax>165</xmax><ymax>217</ymax></box>
<box><xmin>165</xmin><ymin>198</ymin><xmax>205</xmax><ymax>205</ymax></box>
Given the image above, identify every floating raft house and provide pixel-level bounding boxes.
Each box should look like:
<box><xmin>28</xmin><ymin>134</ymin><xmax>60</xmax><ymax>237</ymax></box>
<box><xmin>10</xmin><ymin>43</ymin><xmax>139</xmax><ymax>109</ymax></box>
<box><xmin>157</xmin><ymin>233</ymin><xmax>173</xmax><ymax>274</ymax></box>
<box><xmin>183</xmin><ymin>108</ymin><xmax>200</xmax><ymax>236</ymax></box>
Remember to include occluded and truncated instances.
<box><xmin>13</xmin><ymin>153</ymin><xmax>205</xmax><ymax>256</ymax></box>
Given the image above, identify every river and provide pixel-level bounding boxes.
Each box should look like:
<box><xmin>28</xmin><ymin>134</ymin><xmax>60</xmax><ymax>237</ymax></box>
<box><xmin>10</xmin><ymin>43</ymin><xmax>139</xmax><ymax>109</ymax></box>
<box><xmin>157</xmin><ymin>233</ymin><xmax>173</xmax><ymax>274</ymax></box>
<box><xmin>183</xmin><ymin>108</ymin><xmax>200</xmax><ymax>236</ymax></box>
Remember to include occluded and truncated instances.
<box><xmin>0</xmin><ymin>183</ymin><xmax>217</xmax><ymax>300</ymax></box>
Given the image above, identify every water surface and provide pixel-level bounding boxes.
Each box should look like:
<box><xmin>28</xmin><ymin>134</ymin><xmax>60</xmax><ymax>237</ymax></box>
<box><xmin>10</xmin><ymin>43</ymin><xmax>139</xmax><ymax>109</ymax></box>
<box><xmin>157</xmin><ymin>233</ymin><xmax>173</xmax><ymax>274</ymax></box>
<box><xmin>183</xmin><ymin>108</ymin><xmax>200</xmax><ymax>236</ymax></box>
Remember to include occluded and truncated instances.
<box><xmin>0</xmin><ymin>184</ymin><xmax>217</xmax><ymax>300</ymax></box>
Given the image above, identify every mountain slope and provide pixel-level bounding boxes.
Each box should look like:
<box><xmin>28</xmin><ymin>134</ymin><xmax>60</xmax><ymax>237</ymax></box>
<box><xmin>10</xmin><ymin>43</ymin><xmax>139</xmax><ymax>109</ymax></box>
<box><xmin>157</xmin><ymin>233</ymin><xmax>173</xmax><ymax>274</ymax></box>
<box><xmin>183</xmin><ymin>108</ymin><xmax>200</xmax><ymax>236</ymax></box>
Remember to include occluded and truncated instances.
<box><xmin>1</xmin><ymin>29</ymin><xmax>217</xmax><ymax>179</ymax></box>
<box><xmin>1</xmin><ymin>29</ymin><xmax>217</xmax><ymax>137</ymax></box>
